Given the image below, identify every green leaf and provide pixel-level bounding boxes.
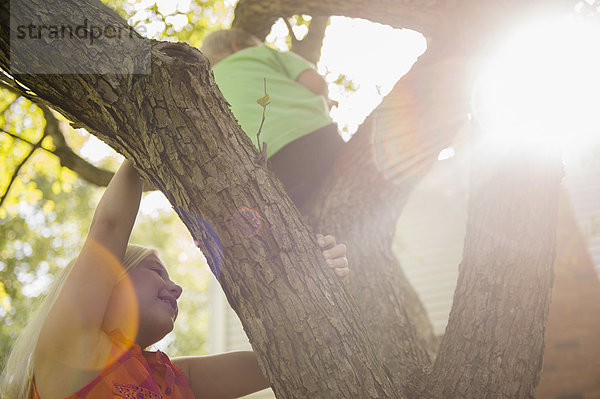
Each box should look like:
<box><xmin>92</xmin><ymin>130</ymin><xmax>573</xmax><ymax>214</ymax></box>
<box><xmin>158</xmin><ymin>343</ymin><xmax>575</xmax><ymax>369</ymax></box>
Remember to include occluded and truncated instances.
<box><xmin>256</xmin><ymin>93</ymin><xmax>270</xmax><ymax>108</ymax></box>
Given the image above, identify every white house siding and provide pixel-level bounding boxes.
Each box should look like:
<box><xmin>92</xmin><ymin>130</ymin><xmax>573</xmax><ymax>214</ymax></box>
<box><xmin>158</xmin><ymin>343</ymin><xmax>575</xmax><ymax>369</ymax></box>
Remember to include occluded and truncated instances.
<box><xmin>207</xmin><ymin>280</ymin><xmax>275</xmax><ymax>399</ymax></box>
<box><xmin>562</xmin><ymin>150</ymin><xmax>600</xmax><ymax>277</ymax></box>
<box><xmin>393</xmin><ymin>144</ymin><xmax>470</xmax><ymax>336</ymax></box>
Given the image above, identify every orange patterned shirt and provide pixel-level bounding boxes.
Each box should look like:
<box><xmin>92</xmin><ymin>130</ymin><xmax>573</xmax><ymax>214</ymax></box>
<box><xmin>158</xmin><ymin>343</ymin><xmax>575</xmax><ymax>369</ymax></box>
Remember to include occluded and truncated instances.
<box><xmin>33</xmin><ymin>329</ymin><xmax>194</xmax><ymax>398</ymax></box>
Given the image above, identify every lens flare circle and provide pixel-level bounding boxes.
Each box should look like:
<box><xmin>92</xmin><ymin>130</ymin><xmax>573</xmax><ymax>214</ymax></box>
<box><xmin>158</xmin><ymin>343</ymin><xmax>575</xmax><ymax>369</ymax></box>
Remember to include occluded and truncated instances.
<box><xmin>174</xmin><ymin>206</ymin><xmax>223</xmax><ymax>277</ymax></box>
<box><xmin>230</xmin><ymin>207</ymin><xmax>263</xmax><ymax>238</ymax></box>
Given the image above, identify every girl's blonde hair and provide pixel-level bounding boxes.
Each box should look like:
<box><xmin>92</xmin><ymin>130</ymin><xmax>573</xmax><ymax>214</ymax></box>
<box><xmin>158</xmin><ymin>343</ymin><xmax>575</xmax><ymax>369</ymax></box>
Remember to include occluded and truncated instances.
<box><xmin>200</xmin><ymin>28</ymin><xmax>262</xmax><ymax>66</ymax></box>
<box><xmin>0</xmin><ymin>244</ymin><xmax>157</xmax><ymax>399</ymax></box>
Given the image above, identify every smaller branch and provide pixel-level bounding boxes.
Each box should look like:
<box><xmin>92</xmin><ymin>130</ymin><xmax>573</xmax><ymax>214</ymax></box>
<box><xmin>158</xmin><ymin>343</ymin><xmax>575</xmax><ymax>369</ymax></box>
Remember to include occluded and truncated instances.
<box><xmin>283</xmin><ymin>17</ymin><xmax>300</xmax><ymax>47</ymax></box>
<box><xmin>0</xmin><ymin>132</ymin><xmax>47</xmax><ymax>208</ymax></box>
<box><xmin>0</xmin><ymin>82</ymin><xmax>156</xmax><ymax>191</ymax></box>
<box><xmin>255</xmin><ymin>78</ymin><xmax>270</xmax><ymax>165</ymax></box>
<box><xmin>0</xmin><ymin>128</ymin><xmax>55</xmax><ymax>154</ymax></box>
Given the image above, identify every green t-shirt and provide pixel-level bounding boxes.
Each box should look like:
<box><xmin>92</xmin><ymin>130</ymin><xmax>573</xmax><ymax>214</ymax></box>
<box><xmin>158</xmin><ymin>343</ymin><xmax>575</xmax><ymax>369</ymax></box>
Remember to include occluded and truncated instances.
<box><xmin>212</xmin><ymin>44</ymin><xmax>333</xmax><ymax>157</ymax></box>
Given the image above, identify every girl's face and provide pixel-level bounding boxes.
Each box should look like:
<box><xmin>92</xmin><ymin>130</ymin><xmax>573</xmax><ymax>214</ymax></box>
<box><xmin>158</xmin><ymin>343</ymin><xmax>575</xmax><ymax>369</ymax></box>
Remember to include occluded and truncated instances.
<box><xmin>104</xmin><ymin>254</ymin><xmax>183</xmax><ymax>348</ymax></box>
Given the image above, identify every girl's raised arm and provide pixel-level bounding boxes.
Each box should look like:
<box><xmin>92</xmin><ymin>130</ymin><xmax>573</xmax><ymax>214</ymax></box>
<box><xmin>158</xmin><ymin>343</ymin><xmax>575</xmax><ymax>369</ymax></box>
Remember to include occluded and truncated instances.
<box><xmin>34</xmin><ymin>159</ymin><xmax>144</xmax><ymax>398</ymax></box>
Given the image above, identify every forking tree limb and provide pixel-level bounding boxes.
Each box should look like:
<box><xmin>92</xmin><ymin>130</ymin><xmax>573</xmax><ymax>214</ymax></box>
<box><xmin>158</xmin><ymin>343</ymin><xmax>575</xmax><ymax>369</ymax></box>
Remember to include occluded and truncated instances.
<box><xmin>0</xmin><ymin>1</ymin><xmax>400</xmax><ymax>396</ymax></box>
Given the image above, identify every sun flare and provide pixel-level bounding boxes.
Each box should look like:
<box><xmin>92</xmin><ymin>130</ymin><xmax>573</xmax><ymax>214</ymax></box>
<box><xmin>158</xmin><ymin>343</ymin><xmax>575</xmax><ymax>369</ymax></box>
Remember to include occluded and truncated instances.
<box><xmin>472</xmin><ymin>15</ymin><xmax>600</xmax><ymax>151</ymax></box>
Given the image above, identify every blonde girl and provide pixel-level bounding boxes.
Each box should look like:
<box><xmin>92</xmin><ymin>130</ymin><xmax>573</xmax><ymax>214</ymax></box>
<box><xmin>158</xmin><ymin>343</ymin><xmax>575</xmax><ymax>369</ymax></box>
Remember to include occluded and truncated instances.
<box><xmin>1</xmin><ymin>159</ymin><xmax>349</xmax><ymax>398</ymax></box>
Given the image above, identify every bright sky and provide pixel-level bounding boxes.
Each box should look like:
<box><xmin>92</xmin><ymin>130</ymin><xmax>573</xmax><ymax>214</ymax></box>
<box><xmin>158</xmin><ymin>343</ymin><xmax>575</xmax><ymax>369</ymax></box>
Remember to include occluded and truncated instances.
<box><xmin>323</xmin><ymin>18</ymin><xmax>426</xmax><ymax>136</ymax></box>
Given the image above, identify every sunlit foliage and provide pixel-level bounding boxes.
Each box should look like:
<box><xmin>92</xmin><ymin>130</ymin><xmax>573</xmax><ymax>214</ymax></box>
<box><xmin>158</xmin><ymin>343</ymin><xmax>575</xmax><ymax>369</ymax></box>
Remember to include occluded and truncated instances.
<box><xmin>0</xmin><ymin>0</ymin><xmax>226</xmax><ymax>367</ymax></box>
<box><xmin>0</xmin><ymin>85</ymin><xmax>213</xmax><ymax>369</ymax></box>
<box><xmin>0</xmin><ymin>120</ymin><xmax>99</xmax><ymax>368</ymax></box>
<box><xmin>102</xmin><ymin>0</ymin><xmax>234</xmax><ymax>46</ymax></box>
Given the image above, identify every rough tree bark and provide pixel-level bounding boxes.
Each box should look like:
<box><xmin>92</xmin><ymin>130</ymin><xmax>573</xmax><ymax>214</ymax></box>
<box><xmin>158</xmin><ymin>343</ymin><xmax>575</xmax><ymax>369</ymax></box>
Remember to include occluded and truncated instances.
<box><xmin>1</xmin><ymin>0</ymin><xmax>564</xmax><ymax>397</ymax></box>
<box><xmin>423</xmin><ymin>142</ymin><xmax>562</xmax><ymax>398</ymax></box>
<box><xmin>1</xmin><ymin>1</ymin><xmax>399</xmax><ymax>398</ymax></box>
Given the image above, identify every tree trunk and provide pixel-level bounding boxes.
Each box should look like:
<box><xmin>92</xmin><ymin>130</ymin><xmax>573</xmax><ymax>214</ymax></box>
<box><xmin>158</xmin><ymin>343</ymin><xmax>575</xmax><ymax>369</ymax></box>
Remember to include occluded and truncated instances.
<box><xmin>424</xmin><ymin>141</ymin><xmax>562</xmax><ymax>398</ymax></box>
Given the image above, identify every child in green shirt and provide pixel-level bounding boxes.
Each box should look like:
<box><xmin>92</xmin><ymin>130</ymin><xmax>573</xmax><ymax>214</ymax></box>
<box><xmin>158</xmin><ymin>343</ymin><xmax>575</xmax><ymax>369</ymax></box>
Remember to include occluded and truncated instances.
<box><xmin>202</xmin><ymin>29</ymin><xmax>344</xmax><ymax>209</ymax></box>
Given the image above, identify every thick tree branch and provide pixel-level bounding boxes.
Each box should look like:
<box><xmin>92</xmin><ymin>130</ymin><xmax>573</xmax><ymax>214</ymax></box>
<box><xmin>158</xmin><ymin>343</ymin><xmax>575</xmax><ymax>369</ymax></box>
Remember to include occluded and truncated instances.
<box><xmin>232</xmin><ymin>0</ymin><xmax>449</xmax><ymax>40</ymax></box>
<box><xmin>231</xmin><ymin>0</ymin><xmax>576</xmax><ymax>65</ymax></box>
<box><xmin>39</xmin><ymin>105</ymin><xmax>115</xmax><ymax>186</ymax></box>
